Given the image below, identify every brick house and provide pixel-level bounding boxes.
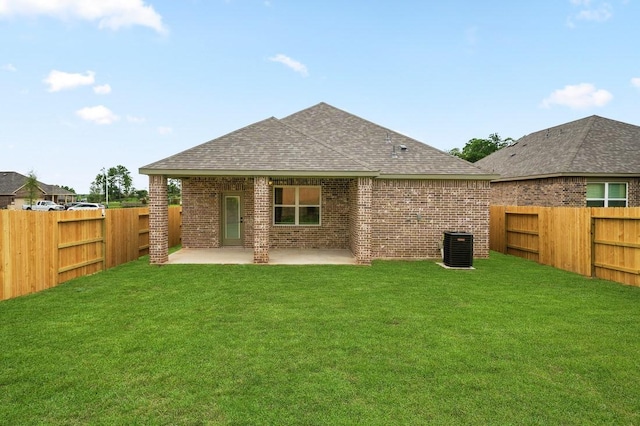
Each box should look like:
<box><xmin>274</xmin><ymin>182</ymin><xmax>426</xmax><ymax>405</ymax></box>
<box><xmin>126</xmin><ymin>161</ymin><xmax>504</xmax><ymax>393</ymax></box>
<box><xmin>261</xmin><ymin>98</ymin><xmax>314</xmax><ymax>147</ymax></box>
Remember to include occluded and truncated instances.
<box><xmin>140</xmin><ymin>103</ymin><xmax>496</xmax><ymax>264</ymax></box>
<box><xmin>0</xmin><ymin>171</ymin><xmax>76</xmax><ymax>209</ymax></box>
<box><xmin>475</xmin><ymin>115</ymin><xmax>640</xmax><ymax>207</ymax></box>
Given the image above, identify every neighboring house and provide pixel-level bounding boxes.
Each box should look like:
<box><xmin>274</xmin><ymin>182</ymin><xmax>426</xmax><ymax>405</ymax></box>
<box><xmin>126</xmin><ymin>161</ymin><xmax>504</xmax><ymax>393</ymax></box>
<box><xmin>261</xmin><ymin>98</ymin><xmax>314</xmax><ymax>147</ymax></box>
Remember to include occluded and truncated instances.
<box><xmin>0</xmin><ymin>171</ymin><xmax>76</xmax><ymax>209</ymax></box>
<box><xmin>476</xmin><ymin>115</ymin><xmax>640</xmax><ymax>207</ymax></box>
<box><xmin>140</xmin><ymin>102</ymin><xmax>497</xmax><ymax>265</ymax></box>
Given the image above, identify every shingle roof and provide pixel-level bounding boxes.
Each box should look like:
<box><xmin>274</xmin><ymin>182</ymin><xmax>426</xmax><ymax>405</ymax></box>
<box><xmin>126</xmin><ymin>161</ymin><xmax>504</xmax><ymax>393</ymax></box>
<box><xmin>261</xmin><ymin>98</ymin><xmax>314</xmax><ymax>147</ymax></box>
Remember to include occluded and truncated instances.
<box><xmin>475</xmin><ymin>115</ymin><xmax>640</xmax><ymax>181</ymax></box>
<box><xmin>0</xmin><ymin>171</ymin><xmax>75</xmax><ymax>196</ymax></box>
<box><xmin>141</xmin><ymin>116</ymin><xmax>375</xmax><ymax>175</ymax></box>
<box><xmin>0</xmin><ymin>171</ymin><xmax>29</xmax><ymax>195</ymax></box>
<box><xmin>281</xmin><ymin>103</ymin><xmax>490</xmax><ymax>176</ymax></box>
<box><xmin>140</xmin><ymin>103</ymin><xmax>494</xmax><ymax>180</ymax></box>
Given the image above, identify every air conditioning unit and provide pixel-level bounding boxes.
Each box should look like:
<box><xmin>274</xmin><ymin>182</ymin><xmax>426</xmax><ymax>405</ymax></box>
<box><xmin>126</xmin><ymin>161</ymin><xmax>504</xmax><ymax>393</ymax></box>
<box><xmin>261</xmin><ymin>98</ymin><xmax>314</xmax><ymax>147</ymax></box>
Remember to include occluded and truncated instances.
<box><xmin>443</xmin><ymin>232</ymin><xmax>473</xmax><ymax>268</ymax></box>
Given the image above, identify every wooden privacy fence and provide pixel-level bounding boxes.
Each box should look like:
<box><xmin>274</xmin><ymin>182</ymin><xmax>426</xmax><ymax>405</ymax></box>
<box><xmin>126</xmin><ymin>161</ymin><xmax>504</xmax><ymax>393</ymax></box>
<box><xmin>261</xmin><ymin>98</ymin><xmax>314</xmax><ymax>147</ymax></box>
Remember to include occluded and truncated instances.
<box><xmin>490</xmin><ymin>206</ymin><xmax>640</xmax><ymax>287</ymax></box>
<box><xmin>0</xmin><ymin>206</ymin><xmax>182</xmax><ymax>301</ymax></box>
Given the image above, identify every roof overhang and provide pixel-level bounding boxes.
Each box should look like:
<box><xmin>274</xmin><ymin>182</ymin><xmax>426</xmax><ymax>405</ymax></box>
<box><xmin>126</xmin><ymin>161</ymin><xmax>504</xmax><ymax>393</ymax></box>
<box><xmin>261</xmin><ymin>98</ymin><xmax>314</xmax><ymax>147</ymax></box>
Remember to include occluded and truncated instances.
<box><xmin>490</xmin><ymin>172</ymin><xmax>640</xmax><ymax>182</ymax></box>
<box><xmin>379</xmin><ymin>173</ymin><xmax>499</xmax><ymax>181</ymax></box>
<box><xmin>139</xmin><ymin>168</ymin><xmax>380</xmax><ymax>178</ymax></box>
<box><xmin>139</xmin><ymin>168</ymin><xmax>500</xmax><ymax>181</ymax></box>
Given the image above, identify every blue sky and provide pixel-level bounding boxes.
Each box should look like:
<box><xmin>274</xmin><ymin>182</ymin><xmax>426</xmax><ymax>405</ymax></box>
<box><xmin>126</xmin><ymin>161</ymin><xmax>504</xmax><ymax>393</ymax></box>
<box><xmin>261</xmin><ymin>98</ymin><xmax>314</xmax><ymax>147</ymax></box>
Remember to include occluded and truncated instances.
<box><xmin>1</xmin><ymin>0</ymin><xmax>638</xmax><ymax>194</ymax></box>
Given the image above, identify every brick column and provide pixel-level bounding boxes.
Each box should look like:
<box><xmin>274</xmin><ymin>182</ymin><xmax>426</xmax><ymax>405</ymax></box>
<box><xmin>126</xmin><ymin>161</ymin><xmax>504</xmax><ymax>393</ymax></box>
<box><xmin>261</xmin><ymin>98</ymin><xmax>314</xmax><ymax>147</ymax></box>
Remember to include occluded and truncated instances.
<box><xmin>149</xmin><ymin>174</ymin><xmax>168</xmax><ymax>264</ymax></box>
<box><xmin>355</xmin><ymin>177</ymin><xmax>372</xmax><ymax>264</ymax></box>
<box><xmin>253</xmin><ymin>176</ymin><xmax>270</xmax><ymax>263</ymax></box>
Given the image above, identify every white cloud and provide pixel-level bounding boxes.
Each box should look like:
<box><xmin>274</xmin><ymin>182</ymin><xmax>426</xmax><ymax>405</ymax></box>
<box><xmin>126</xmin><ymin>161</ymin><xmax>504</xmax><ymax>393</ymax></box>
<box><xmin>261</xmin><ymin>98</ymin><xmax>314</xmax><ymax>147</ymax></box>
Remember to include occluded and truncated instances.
<box><xmin>567</xmin><ymin>0</ymin><xmax>613</xmax><ymax>27</ymax></box>
<box><xmin>632</xmin><ymin>77</ymin><xmax>640</xmax><ymax>89</ymax></box>
<box><xmin>269</xmin><ymin>54</ymin><xmax>308</xmax><ymax>77</ymax></box>
<box><xmin>158</xmin><ymin>126</ymin><xmax>172</xmax><ymax>135</ymax></box>
<box><xmin>76</xmin><ymin>105</ymin><xmax>119</xmax><ymax>124</ymax></box>
<box><xmin>0</xmin><ymin>0</ymin><xmax>166</xmax><ymax>33</ymax></box>
<box><xmin>2</xmin><ymin>63</ymin><xmax>17</xmax><ymax>72</ymax></box>
<box><xmin>127</xmin><ymin>115</ymin><xmax>146</xmax><ymax>123</ymax></box>
<box><xmin>541</xmin><ymin>83</ymin><xmax>613</xmax><ymax>109</ymax></box>
<box><xmin>44</xmin><ymin>70</ymin><xmax>95</xmax><ymax>92</ymax></box>
<box><xmin>576</xmin><ymin>4</ymin><xmax>612</xmax><ymax>21</ymax></box>
<box><xmin>93</xmin><ymin>84</ymin><xmax>112</xmax><ymax>95</ymax></box>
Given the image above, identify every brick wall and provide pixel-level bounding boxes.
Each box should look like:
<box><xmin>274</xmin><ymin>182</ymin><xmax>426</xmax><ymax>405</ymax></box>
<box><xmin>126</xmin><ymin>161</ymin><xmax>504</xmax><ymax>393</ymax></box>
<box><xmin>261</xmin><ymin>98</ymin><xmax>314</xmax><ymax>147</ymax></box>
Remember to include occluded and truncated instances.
<box><xmin>253</xmin><ymin>176</ymin><xmax>270</xmax><ymax>263</ymax></box>
<box><xmin>182</xmin><ymin>177</ymin><xmax>351</xmax><ymax>250</ymax></box>
<box><xmin>269</xmin><ymin>178</ymin><xmax>350</xmax><ymax>249</ymax></box>
<box><xmin>181</xmin><ymin>177</ymin><xmax>253</xmax><ymax>248</ymax></box>
<box><xmin>490</xmin><ymin>177</ymin><xmax>585</xmax><ymax>206</ymax></box>
<box><xmin>149</xmin><ymin>174</ymin><xmax>168</xmax><ymax>264</ymax></box>
<box><xmin>371</xmin><ymin>179</ymin><xmax>491</xmax><ymax>259</ymax></box>
<box><xmin>491</xmin><ymin>177</ymin><xmax>640</xmax><ymax>207</ymax></box>
<box><xmin>628</xmin><ymin>178</ymin><xmax>640</xmax><ymax>207</ymax></box>
<box><xmin>181</xmin><ymin>176</ymin><xmax>491</xmax><ymax>261</ymax></box>
<box><xmin>348</xmin><ymin>177</ymin><xmax>372</xmax><ymax>264</ymax></box>
<box><xmin>0</xmin><ymin>195</ymin><xmax>12</xmax><ymax>209</ymax></box>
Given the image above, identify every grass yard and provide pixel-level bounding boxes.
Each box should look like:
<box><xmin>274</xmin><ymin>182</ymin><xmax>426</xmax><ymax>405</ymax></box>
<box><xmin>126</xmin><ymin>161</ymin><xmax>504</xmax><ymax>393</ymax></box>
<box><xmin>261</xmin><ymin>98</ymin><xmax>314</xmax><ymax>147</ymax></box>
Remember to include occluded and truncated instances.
<box><xmin>1</xmin><ymin>252</ymin><xmax>639</xmax><ymax>425</ymax></box>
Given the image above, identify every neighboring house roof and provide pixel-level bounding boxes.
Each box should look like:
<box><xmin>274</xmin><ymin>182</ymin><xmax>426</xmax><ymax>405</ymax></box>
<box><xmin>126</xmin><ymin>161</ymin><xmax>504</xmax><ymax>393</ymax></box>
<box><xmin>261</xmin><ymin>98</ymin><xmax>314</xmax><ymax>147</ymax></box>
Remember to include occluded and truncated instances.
<box><xmin>475</xmin><ymin>115</ymin><xmax>640</xmax><ymax>181</ymax></box>
<box><xmin>0</xmin><ymin>171</ymin><xmax>74</xmax><ymax>197</ymax></box>
<box><xmin>140</xmin><ymin>102</ymin><xmax>495</xmax><ymax>180</ymax></box>
<box><xmin>0</xmin><ymin>171</ymin><xmax>31</xmax><ymax>195</ymax></box>
<box><xmin>41</xmin><ymin>184</ymin><xmax>75</xmax><ymax>197</ymax></box>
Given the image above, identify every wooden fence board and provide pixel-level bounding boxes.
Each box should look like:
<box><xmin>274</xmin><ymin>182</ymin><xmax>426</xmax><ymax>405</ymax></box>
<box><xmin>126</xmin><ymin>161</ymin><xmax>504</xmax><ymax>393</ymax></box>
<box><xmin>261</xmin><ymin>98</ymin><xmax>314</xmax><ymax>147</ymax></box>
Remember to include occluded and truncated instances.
<box><xmin>491</xmin><ymin>206</ymin><xmax>640</xmax><ymax>287</ymax></box>
<box><xmin>1</xmin><ymin>206</ymin><xmax>182</xmax><ymax>301</ymax></box>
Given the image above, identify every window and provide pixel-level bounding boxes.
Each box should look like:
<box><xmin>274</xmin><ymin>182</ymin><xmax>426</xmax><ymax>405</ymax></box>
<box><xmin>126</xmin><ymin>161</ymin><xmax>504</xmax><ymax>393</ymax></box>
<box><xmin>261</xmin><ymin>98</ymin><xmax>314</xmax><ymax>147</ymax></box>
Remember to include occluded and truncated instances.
<box><xmin>274</xmin><ymin>186</ymin><xmax>321</xmax><ymax>225</ymax></box>
<box><xmin>586</xmin><ymin>182</ymin><xmax>627</xmax><ymax>207</ymax></box>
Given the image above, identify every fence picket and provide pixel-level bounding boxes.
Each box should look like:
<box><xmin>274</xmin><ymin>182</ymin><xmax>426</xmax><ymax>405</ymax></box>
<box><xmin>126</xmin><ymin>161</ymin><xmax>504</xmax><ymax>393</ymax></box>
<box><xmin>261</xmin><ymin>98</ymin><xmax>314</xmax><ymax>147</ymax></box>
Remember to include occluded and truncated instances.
<box><xmin>491</xmin><ymin>206</ymin><xmax>640</xmax><ymax>287</ymax></box>
<box><xmin>0</xmin><ymin>206</ymin><xmax>181</xmax><ymax>300</ymax></box>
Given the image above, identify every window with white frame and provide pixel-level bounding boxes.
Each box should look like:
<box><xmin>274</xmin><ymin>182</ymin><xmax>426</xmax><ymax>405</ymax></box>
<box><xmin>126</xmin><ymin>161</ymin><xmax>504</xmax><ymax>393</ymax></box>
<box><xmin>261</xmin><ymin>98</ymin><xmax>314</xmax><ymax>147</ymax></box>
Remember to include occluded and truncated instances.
<box><xmin>586</xmin><ymin>182</ymin><xmax>627</xmax><ymax>207</ymax></box>
<box><xmin>274</xmin><ymin>186</ymin><xmax>321</xmax><ymax>225</ymax></box>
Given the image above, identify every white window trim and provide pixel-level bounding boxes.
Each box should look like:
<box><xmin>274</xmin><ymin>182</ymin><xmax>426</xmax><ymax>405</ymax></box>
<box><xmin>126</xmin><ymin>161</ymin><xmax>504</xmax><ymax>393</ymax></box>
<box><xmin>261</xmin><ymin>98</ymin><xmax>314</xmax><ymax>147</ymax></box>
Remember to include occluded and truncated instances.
<box><xmin>587</xmin><ymin>182</ymin><xmax>628</xmax><ymax>207</ymax></box>
<box><xmin>273</xmin><ymin>186</ymin><xmax>322</xmax><ymax>226</ymax></box>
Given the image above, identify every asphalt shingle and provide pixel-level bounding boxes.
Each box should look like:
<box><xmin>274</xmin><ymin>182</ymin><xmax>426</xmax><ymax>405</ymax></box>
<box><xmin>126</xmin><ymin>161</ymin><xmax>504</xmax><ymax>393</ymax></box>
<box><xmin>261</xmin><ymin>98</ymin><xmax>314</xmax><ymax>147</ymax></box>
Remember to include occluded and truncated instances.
<box><xmin>141</xmin><ymin>103</ymin><xmax>494</xmax><ymax>179</ymax></box>
<box><xmin>475</xmin><ymin>115</ymin><xmax>640</xmax><ymax>180</ymax></box>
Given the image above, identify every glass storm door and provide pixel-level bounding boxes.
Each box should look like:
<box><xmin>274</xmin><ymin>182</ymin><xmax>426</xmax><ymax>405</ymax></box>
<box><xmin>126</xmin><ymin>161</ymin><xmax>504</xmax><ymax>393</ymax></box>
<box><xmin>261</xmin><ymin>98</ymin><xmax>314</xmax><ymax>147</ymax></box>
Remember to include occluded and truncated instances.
<box><xmin>222</xmin><ymin>194</ymin><xmax>243</xmax><ymax>246</ymax></box>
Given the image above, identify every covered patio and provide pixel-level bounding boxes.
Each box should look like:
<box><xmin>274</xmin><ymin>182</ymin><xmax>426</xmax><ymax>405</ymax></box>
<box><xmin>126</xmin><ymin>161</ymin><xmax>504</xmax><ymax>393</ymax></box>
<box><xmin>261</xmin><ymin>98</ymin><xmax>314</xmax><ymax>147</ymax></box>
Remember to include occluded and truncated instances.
<box><xmin>166</xmin><ymin>248</ymin><xmax>357</xmax><ymax>265</ymax></box>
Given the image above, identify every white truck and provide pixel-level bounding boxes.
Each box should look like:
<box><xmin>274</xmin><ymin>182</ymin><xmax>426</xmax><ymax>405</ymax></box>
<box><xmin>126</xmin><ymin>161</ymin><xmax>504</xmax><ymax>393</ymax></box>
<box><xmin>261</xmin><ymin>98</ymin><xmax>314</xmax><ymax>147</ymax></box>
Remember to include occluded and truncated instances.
<box><xmin>22</xmin><ymin>200</ymin><xmax>65</xmax><ymax>211</ymax></box>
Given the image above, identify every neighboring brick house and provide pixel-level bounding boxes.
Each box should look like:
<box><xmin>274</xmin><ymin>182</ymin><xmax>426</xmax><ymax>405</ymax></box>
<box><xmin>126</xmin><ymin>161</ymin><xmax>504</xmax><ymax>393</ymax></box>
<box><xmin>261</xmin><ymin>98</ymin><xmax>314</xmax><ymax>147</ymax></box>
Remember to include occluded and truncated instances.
<box><xmin>140</xmin><ymin>103</ymin><xmax>496</xmax><ymax>265</ymax></box>
<box><xmin>476</xmin><ymin>115</ymin><xmax>640</xmax><ymax>207</ymax></box>
<box><xmin>0</xmin><ymin>171</ymin><xmax>76</xmax><ymax>209</ymax></box>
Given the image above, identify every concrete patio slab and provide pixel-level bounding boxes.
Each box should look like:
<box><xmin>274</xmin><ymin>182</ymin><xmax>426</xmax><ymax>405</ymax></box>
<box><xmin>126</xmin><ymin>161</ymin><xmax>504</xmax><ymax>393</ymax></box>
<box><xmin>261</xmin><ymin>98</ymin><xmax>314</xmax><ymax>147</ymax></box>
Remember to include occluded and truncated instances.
<box><xmin>166</xmin><ymin>248</ymin><xmax>356</xmax><ymax>265</ymax></box>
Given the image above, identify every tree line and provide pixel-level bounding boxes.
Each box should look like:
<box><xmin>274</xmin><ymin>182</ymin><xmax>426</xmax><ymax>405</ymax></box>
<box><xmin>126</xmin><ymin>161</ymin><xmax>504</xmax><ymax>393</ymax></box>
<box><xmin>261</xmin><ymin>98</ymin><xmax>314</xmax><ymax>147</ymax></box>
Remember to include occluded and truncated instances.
<box><xmin>448</xmin><ymin>133</ymin><xmax>514</xmax><ymax>163</ymax></box>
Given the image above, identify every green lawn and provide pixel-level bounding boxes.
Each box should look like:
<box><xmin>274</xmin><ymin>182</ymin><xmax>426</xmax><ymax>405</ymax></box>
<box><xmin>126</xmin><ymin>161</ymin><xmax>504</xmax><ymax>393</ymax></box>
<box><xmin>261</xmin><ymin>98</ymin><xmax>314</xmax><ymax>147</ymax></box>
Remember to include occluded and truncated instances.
<box><xmin>1</xmin><ymin>252</ymin><xmax>639</xmax><ymax>425</ymax></box>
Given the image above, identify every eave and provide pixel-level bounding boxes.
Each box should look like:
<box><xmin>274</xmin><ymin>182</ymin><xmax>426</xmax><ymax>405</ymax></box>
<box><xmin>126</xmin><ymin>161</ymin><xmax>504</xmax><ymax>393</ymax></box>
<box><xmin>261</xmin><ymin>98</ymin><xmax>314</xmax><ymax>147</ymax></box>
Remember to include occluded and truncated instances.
<box><xmin>139</xmin><ymin>168</ymin><xmax>498</xmax><ymax>181</ymax></box>
<box><xmin>379</xmin><ymin>173</ymin><xmax>499</xmax><ymax>181</ymax></box>
<box><xmin>138</xmin><ymin>168</ymin><xmax>380</xmax><ymax>178</ymax></box>
<box><xmin>490</xmin><ymin>172</ymin><xmax>640</xmax><ymax>183</ymax></box>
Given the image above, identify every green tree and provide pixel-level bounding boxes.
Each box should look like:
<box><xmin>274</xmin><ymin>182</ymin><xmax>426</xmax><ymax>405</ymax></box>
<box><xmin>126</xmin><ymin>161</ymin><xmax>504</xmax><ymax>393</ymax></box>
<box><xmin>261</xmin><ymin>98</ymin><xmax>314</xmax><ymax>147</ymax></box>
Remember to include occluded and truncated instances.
<box><xmin>449</xmin><ymin>133</ymin><xmax>514</xmax><ymax>163</ymax></box>
<box><xmin>24</xmin><ymin>170</ymin><xmax>40</xmax><ymax>205</ymax></box>
<box><xmin>89</xmin><ymin>172</ymin><xmax>107</xmax><ymax>203</ymax></box>
<box><xmin>109</xmin><ymin>165</ymin><xmax>133</xmax><ymax>199</ymax></box>
<box><xmin>89</xmin><ymin>165</ymin><xmax>134</xmax><ymax>203</ymax></box>
<box><xmin>59</xmin><ymin>185</ymin><xmax>76</xmax><ymax>194</ymax></box>
<box><xmin>168</xmin><ymin>178</ymin><xmax>181</xmax><ymax>205</ymax></box>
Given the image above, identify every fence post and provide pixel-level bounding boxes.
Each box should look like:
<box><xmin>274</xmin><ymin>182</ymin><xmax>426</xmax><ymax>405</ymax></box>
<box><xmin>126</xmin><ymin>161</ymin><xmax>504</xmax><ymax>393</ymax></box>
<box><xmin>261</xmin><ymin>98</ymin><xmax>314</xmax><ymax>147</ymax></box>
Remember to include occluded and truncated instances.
<box><xmin>102</xmin><ymin>210</ymin><xmax>107</xmax><ymax>272</ymax></box>
<box><xmin>504</xmin><ymin>209</ymin><xmax>509</xmax><ymax>254</ymax></box>
<box><xmin>590</xmin><ymin>216</ymin><xmax>596</xmax><ymax>278</ymax></box>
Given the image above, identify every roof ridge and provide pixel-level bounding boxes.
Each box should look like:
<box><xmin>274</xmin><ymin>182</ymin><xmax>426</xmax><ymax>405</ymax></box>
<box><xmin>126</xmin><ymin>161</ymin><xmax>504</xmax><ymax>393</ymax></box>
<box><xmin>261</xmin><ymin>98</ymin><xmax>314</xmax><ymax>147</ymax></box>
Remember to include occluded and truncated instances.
<box><xmin>277</xmin><ymin>118</ymin><xmax>377</xmax><ymax>171</ymax></box>
<box><xmin>562</xmin><ymin>115</ymin><xmax>597</xmax><ymax>171</ymax></box>
<box><xmin>150</xmin><ymin>116</ymin><xmax>280</xmax><ymax>164</ymax></box>
<box><xmin>287</xmin><ymin>102</ymin><xmax>456</xmax><ymax>152</ymax></box>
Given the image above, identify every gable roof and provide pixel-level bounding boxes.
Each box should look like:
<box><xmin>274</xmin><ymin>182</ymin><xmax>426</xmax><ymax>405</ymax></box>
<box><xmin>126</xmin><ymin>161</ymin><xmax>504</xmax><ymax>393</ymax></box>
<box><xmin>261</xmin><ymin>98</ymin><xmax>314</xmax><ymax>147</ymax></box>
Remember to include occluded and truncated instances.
<box><xmin>140</xmin><ymin>103</ymin><xmax>495</xmax><ymax>180</ymax></box>
<box><xmin>141</xmin><ymin>116</ymin><xmax>376</xmax><ymax>176</ymax></box>
<box><xmin>475</xmin><ymin>115</ymin><xmax>640</xmax><ymax>181</ymax></box>
<box><xmin>0</xmin><ymin>171</ymin><xmax>75</xmax><ymax>196</ymax></box>
<box><xmin>0</xmin><ymin>171</ymin><xmax>30</xmax><ymax>195</ymax></box>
